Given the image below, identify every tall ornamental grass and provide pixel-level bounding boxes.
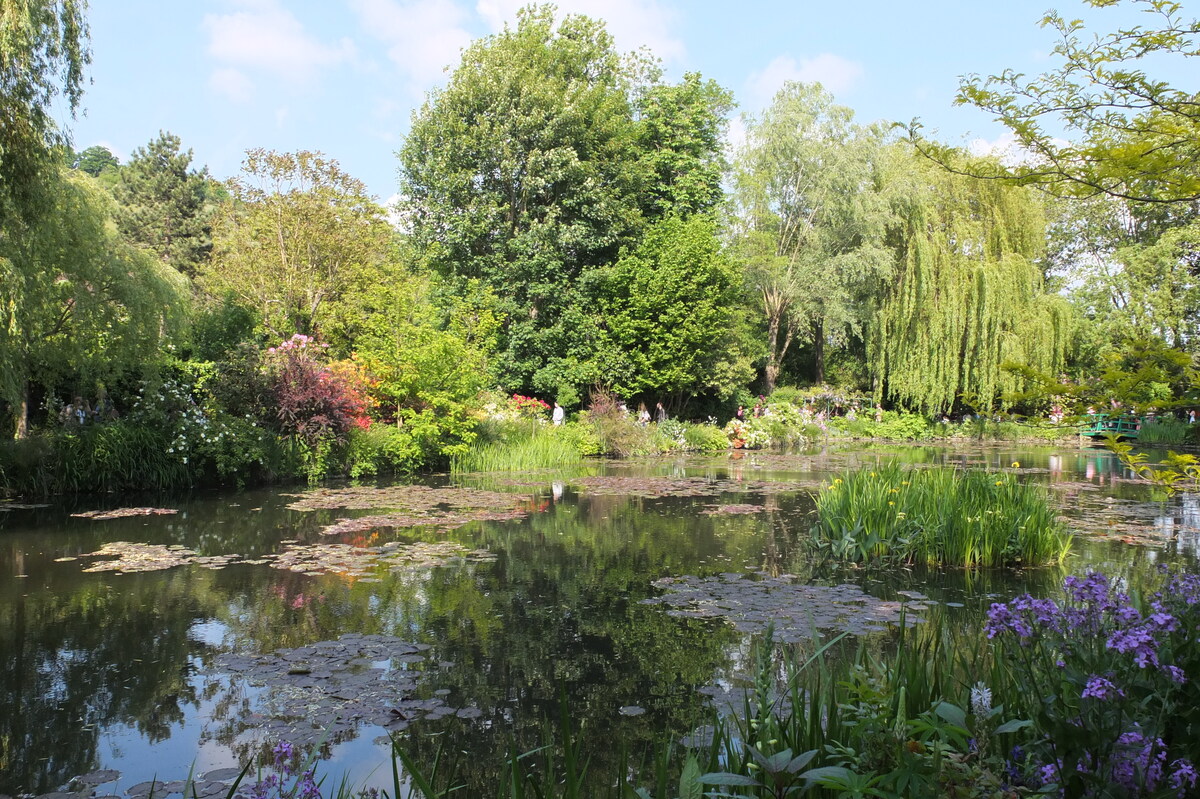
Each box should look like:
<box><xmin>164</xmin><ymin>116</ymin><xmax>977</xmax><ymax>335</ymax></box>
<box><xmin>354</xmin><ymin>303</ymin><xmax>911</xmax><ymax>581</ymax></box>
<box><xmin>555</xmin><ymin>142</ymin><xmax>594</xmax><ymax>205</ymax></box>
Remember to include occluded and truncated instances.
<box><xmin>450</xmin><ymin>429</ymin><xmax>584</xmax><ymax>473</ymax></box>
<box><xmin>812</xmin><ymin>464</ymin><xmax>1071</xmax><ymax>567</ymax></box>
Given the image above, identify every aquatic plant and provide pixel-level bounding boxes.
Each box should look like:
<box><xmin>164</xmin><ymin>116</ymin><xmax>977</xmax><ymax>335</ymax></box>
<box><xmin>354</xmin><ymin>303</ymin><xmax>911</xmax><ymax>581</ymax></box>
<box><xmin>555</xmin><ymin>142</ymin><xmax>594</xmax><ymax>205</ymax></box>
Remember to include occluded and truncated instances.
<box><xmin>811</xmin><ymin>464</ymin><xmax>1071</xmax><ymax>567</ymax></box>
<box><xmin>986</xmin><ymin>568</ymin><xmax>1200</xmax><ymax>797</ymax></box>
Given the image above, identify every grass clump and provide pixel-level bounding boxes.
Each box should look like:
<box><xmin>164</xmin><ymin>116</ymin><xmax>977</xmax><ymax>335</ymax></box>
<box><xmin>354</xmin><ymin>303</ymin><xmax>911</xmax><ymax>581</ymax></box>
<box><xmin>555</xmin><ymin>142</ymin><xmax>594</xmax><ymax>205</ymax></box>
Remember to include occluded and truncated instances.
<box><xmin>450</xmin><ymin>426</ymin><xmax>583</xmax><ymax>473</ymax></box>
<box><xmin>1137</xmin><ymin>417</ymin><xmax>1190</xmax><ymax>446</ymax></box>
<box><xmin>811</xmin><ymin>464</ymin><xmax>1071</xmax><ymax>568</ymax></box>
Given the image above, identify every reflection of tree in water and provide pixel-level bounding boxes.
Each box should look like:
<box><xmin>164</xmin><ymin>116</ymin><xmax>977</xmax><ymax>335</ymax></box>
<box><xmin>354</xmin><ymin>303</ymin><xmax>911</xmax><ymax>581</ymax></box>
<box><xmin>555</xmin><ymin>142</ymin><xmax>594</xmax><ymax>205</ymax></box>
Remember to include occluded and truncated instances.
<box><xmin>0</xmin><ymin>555</ymin><xmax>225</xmax><ymax>795</ymax></box>
<box><xmin>374</xmin><ymin>498</ymin><xmax>748</xmax><ymax>793</ymax></box>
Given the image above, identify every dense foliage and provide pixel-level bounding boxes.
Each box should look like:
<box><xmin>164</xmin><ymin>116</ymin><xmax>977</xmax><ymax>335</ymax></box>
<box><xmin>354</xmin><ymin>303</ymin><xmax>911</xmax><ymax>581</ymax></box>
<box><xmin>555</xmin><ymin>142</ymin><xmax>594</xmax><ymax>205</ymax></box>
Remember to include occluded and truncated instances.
<box><xmin>3</xmin><ymin>1</ymin><xmax>1200</xmax><ymax>489</ymax></box>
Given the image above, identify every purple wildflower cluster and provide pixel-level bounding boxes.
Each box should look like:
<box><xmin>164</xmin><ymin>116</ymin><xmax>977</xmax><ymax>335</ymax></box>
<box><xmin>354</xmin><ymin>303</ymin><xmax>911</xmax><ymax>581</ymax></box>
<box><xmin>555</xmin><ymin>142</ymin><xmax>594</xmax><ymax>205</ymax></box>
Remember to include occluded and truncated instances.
<box><xmin>242</xmin><ymin>740</ymin><xmax>321</xmax><ymax>799</ymax></box>
<box><xmin>985</xmin><ymin>571</ymin><xmax>1182</xmax><ymax>678</ymax></box>
<box><xmin>987</xmin><ymin>570</ymin><xmax>1200</xmax><ymax>798</ymax></box>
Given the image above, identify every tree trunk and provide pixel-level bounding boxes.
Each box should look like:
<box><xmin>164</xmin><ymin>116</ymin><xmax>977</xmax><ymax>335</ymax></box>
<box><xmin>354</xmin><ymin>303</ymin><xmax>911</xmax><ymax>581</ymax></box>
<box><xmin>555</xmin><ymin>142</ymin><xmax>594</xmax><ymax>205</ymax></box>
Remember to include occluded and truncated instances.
<box><xmin>765</xmin><ymin>313</ymin><xmax>781</xmax><ymax>394</ymax></box>
<box><xmin>14</xmin><ymin>381</ymin><xmax>29</xmax><ymax>439</ymax></box>
<box><xmin>813</xmin><ymin>319</ymin><xmax>825</xmax><ymax>385</ymax></box>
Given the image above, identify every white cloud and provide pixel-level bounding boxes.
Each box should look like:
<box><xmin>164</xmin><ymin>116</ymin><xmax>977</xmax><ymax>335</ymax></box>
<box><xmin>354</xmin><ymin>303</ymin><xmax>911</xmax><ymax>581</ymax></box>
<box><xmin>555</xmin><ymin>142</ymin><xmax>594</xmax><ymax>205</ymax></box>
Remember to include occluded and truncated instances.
<box><xmin>475</xmin><ymin>0</ymin><xmax>684</xmax><ymax>63</ymax></box>
<box><xmin>968</xmin><ymin>131</ymin><xmax>1072</xmax><ymax>167</ymax></box>
<box><xmin>203</xmin><ymin>0</ymin><xmax>356</xmax><ymax>91</ymax></box>
<box><xmin>724</xmin><ymin>114</ymin><xmax>747</xmax><ymax>160</ymax></box>
<box><xmin>208</xmin><ymin>67</ymin><xmax>254</xmax><ymax>103</ymax></box>
<box><xmin>744</xmin><ymin>53</ymin><xmax>865</xmax><ymax>113</ymax></box>
<box><xmin>350</xmin><ymin>0</ymin><xmax>472</xmax><ymax>91</ymax></box>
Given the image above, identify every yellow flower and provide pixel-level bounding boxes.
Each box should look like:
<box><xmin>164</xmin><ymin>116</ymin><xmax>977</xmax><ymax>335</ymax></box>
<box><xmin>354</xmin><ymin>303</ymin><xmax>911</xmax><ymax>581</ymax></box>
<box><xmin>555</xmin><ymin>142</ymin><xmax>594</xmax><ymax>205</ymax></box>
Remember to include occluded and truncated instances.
<box><xmin>1012</xmin><ymin>461</ymin><xmax>1020</xmax><ymax>468</ymax></box>
<box><xmin>995</xmin><ymin>480</ymin><xmax>1003</xmax><ymax>486</ymax></box>
<box><xmin>870</xmin><ymin>472</ymin><xmax>876</xmax><ymax>477</ymax></box>
<box><xmin>888</xmin><ymin>501</ymin><xmax>895</xmax><ymax>506</ymax></box>
<box><xmin>889</xmin><ymin>488</ymin><xmax>899</xmax><ymax>493</ymax></box>
<box><xmin>834</xmin><ymin>478</ymin><xmax>843</xmax><ymax>484</ymax></box>
<box><xmin>901</xmin><ymin>481</ymin><xmax>909</xmax><ymax>486</ymax></box>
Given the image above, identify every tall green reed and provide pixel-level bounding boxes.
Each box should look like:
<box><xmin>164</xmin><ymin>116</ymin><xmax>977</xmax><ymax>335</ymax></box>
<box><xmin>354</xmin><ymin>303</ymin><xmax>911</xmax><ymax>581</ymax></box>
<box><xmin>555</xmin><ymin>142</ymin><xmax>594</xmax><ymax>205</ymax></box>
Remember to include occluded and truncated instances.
<box><xmin>811</xmin><ymin>464</ymin><xmax>1071</xmax><ymax>568</ymax></box>
<box><xmin>451</xmin><ymin>428</ymin><xmax>584</xmax><ymax>472</ymax></box>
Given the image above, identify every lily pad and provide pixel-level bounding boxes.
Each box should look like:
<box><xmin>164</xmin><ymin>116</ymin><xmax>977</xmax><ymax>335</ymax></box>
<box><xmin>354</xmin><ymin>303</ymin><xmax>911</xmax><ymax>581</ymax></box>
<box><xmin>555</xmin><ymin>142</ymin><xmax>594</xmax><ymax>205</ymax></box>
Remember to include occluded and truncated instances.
<box><xmin>642</xmin><ymin>573</ymin><xmax>922</xmax><ymax>639</ymax></box>
<box><xmin>71</xmin><ymin>507</ymin><xmax>177</xmax><ymax>520</ymax></box>
<box><xmin>79</xmin><ymin>542</ymin><xmax>240</xmax><ymax>573</ymax></box>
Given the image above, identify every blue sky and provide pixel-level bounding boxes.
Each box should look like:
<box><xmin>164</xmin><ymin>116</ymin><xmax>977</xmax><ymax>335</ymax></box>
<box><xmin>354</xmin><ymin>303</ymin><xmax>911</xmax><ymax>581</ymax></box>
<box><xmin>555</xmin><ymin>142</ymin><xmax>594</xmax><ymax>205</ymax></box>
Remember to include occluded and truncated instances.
<box><xmin>66</xmin><ymin>0</ymin><xmax>1182</xmax><ymax>202</ymax></box>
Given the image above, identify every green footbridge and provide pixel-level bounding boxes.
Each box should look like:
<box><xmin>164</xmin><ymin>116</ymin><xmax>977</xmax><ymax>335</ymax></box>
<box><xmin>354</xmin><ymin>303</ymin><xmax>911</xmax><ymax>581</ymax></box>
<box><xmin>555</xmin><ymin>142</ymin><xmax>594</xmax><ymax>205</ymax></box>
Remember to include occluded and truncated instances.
<box><xmin>1081</xmin><ymin>413</ymin><xmax>1142</xmax><ymax>439</ymax></box>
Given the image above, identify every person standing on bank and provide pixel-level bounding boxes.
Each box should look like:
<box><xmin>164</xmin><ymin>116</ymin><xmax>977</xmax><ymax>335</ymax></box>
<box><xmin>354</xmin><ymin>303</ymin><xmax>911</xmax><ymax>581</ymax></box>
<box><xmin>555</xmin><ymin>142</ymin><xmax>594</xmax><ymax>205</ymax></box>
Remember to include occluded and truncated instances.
<box><xmin>655</xmin><ymin>402</ymin><xmax>667</xmax><ymax>423</ymax></box>
<box><xmin>552</xmin><ymin>402</ymin><xmax>565</xmax><ymax>426</ymax></box>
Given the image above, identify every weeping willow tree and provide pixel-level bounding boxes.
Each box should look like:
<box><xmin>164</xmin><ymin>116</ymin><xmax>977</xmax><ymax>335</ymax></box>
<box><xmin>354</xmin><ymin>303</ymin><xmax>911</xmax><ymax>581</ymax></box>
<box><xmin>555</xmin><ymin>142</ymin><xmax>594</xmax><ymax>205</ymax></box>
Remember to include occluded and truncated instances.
<box><xmin>870</xmin><ymin>150</ymin><xmax>1072</xmax><ymax>416</ymax></box>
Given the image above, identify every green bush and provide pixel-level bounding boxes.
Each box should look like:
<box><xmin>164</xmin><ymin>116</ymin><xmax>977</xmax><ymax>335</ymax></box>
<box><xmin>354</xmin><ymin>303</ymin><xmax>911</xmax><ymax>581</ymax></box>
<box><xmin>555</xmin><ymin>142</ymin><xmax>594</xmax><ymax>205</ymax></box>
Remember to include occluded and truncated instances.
<box><xmin>682</xmin><ymin>422</ymin><xmax>730</xmax><ymax>452</ymax></box>
<box><xmin>1138</xmin><ymin>416</ymin><xmax>1189</xmax><ymax>446</ymax></box>
<box><xmin>0</xmin><ymin>422</ymin><xmax>189</xmax><ymax>495</ymax></box>
<box><xmin>345</xmin><ymin>424</ymin><xmax>427</xmax><ymax>478</ymax></box>
<box><xmin>554</xmin><ymin>421</ymin><xmax>604</xmax><ymax>457</ymax></box>
<box><xmin>812</xmin><ymin>464</ymin><xmax>1071</xmax><ymax>567</ymax></box>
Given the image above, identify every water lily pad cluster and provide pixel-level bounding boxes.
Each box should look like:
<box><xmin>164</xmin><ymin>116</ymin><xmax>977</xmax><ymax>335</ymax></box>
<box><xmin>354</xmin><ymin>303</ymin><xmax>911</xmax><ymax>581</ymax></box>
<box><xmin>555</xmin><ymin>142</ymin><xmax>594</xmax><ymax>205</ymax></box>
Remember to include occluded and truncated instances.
<box><xmin>36</xmin><ymin>768</ymin><xmax>245</xmax><ymax>799</ymax></box>
<box><xmin>642</xmin><ymin>573</ymin><xmax>923</xmax><ymax>640</ymax></box>
<box><xmin>284</xmin><ymin>485</ymin><xmax>532</xmax><ymax>533</ymax></box>
<box><xmin>571</xmin><ymin>476</ymin><xmax>817</xmax><ymax>498</ymax></box>
<box><xmin>265</xmin><ymin>540</ymin><xmax>496</xmax><ymax>577</ymax></box>
<box><xmin>79</xmin><ymin>542</ymin><xmax>239</xmax><ymax>573</ymax></box>
<box><xmin>0</xmin><ymin>501</ymin><xmax>50</xmax><ymax>511</ymax></box>
<box><xmin>701</xmin><ymin>504</ymin><xmax>765</xmax><ymax>515</ymax></box>
<box><xmin>211</xmin><ymin>634</ymin><xmax>480</xmax><ymax>747</ymax></box>
<box><xmin>71</xmin><ymin>507</ymin><xmax>178</xmax><ymax>520</ymax></box>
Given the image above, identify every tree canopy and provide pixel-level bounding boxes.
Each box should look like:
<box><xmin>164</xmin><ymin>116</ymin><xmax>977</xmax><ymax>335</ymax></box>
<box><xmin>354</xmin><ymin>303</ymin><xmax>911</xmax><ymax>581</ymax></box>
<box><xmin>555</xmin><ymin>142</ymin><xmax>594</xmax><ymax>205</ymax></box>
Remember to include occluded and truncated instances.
<box><xmin>732</xmin><ymin>82</ymin><xmax>893</xmax><ymax>391</ymax></box>
<box><xmin>204</xmin><ymin>149</ymin><xmax>393</xmax><ymax>340</ymax></box>
<box><xmin>400</xmin><ymin>5</ymin><xmax>732</xmax><ymax>398</ymax></box>
<box><xmin>115</xmin><ymin>131</ymin><xmax>214</xmax><ymax>277</ymax></box>
<box><xmin>924</xmin><ymin>0</ymin><xmax>1200</xmax><ymax>205</ymax></box>
<box><xmin>870</xmin><ymin>151</ymin><xmax>1073</xmax><ymax>415</ymax></box>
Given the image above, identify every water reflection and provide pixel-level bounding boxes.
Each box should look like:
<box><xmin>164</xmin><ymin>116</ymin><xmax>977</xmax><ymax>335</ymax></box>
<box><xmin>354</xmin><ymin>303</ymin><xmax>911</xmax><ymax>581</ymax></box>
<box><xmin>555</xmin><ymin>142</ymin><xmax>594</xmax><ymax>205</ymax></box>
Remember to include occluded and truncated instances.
<box><xmin>0</xmin><ymin>443</ymin><xmax>1197</xmax><ymax>795</ymax></box>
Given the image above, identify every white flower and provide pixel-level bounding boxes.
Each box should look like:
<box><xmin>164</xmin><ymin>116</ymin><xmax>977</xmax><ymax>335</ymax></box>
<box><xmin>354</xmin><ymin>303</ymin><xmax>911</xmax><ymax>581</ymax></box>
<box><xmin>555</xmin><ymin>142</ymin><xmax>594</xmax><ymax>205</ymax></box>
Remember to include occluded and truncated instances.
<box><xmin>970</xmin><ymin>682</ymin><xmax>992</xmax><ymax>716</ymax></box>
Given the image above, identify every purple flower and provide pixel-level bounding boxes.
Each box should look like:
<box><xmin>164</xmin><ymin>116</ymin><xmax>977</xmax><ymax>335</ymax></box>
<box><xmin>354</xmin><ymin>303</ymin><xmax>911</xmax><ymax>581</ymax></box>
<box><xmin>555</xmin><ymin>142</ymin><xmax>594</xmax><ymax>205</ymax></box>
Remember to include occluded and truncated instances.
<box><xmin>1106</xmin><ymin>627</ymin><xmax>1160</xmax><ymax>668</ymax></box>
<box><xmin>1171</xmin><ymin>759</ymin><xmax>1198</xmax><ymax>798</ymax></box>
<box><xmin>1081</xmin><ymin>675</ymin><xmax>1124</xmax><ymax>700</ymax></box>
<box><xmin>987</xmin><ymin>600</ymin><xmax>1033</xmax><ymax>639</ymax></box>
<box><xmin>1165</xmin><ymin>665</ymin><xmax>1188</xmax><ymax>684</ymax></box>
<box><xmin>272</xmin><ymin>739</ymin><xmax>295</xmax><ymax>769</ymax></box>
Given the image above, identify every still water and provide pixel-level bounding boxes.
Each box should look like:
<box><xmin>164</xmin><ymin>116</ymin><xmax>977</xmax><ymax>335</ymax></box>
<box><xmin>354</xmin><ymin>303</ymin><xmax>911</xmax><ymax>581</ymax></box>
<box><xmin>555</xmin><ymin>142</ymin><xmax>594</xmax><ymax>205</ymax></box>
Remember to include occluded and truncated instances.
<box><xmin>2</xmin><ymin>442</ymin><xmax>1197</xmax><ymax>796</ymax></box>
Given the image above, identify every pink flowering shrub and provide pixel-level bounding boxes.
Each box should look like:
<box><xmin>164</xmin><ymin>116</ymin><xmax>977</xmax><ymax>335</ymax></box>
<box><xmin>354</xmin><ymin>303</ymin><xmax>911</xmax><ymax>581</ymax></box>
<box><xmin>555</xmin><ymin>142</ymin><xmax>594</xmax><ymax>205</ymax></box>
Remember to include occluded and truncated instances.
<box><xmin>266</xmin><ymin>335</ymin><xmax>362</xmax><ymax>447</ymax></box>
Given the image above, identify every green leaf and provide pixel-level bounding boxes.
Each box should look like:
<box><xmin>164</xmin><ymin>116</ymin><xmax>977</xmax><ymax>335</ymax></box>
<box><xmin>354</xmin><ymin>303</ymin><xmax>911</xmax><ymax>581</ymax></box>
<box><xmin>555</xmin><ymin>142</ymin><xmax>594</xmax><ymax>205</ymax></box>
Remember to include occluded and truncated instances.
<box><xmin>679</xmin><ymin>755</ymin><xmax>703</xmax><ymax>799</ymax></box>
<box><xmin>698</xmin><ymin>772</ymin><xmax>763</xmax><ymax>787</ymax></box>
<box><xmin>994</xmin><ymin>718</ymin><xmax>1033</xmax><ymax>735</ymax></box>
<box><xmin>800</xmin><ymin>766</ymin><xmax>855</xmax><ymax>785</ymax></box>
<box><xmin>934</xmin><ymin>701</ymin><xmax>967</xmax><ymax>729</ymax></box>
<box><xmin>785</xmin><ymin>749</ymin><xmax>819</xmax><ymax>774</ymax></box>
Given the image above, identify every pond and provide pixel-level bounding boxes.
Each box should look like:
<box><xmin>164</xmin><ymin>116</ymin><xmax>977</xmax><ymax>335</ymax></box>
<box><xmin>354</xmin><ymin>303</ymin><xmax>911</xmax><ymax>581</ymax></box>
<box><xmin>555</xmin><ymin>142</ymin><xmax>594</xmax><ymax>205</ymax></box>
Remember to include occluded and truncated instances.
<box><xmin>2</xmin><ymin>441</ymin><xmax>1199</xmax><ymax>797</ymax></box>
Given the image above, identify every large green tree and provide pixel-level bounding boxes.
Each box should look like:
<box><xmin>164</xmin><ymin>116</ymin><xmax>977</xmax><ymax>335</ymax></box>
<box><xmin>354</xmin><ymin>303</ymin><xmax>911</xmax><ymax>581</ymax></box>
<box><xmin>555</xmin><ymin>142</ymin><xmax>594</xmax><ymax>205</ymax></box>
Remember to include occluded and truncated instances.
<box><xmin>635</xmin><ymin>72</ymin><xmax>733</xmax><ymax>219</ymax></box>
<box><xmin>71</xmin><ymin>143</ymin><xmax>117</xmax><ymax>176</ymax></box>
<box><xmin>927</xmin><ymin>0</ymin><xmax>1200</xmax><ymax>205</ymax></box>
<box><xmin>3</xmin><ymin>170</ymin><xmax>187</xmax><ymax>437</ymax></box>
<box><xmin>0</xmin><ymin>0</ymin><xmax>89</xmax><ymax>229</ymax></box>
<box><xmin>115</xmin><ymin>131</ymin><xmax>213</xmax><ymax>277</ymax></box>
<box><xmin>400</xmin><ymin>6</ymin><xmax>646</xmax><ymax>395</ymax></box>
<box><xmin>203</xmin><ymin>149</ymin><xmax>393</xmax><ymax>340</ymax></box>
<box><xmin>1</xmin><ymin>0</ymin><xmax>91</xmax><ymax>429</ymax></box>
<box><xmin>870</xmin><ymin>151</ymin><xmax>1072</xmax><ymax>415</ymax></box>
<box><xmin>400</xmin><ymin>5</ymin><xmax>731</xmax><ymax>397</ymax></box>
<box><xmin>732</xmin><ymin>81</ymin><xmax>894</xmax><ymax>391</ymax></box>
<box><xmin>590</xmin><ymin>214</ymin><xmax>751</xmax><ymax>401</ymax></box>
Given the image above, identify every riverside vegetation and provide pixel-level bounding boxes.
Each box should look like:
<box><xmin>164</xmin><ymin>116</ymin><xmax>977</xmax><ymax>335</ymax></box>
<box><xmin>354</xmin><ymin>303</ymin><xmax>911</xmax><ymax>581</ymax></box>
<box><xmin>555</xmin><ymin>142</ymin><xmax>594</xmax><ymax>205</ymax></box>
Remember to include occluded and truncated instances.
<box><xmin>7</xmin><ymin>2</ymin><xmax>1200</xmax><ymax>499</ymax></box>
